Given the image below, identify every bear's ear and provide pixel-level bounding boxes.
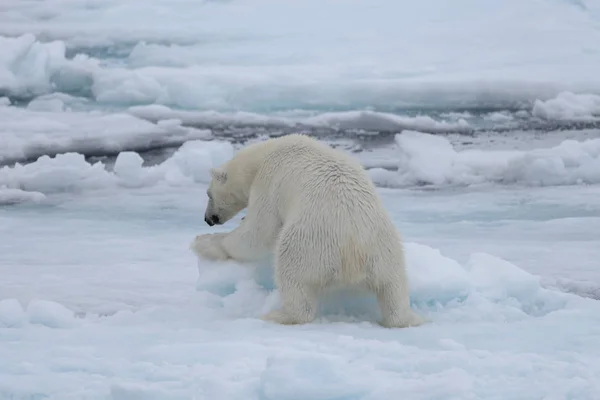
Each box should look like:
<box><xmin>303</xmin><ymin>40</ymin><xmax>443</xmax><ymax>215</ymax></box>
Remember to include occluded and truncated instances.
<box><xmin>210</xmin><ymin>167</ymin><xmax>228</xmax><ymax>183</ymax></box>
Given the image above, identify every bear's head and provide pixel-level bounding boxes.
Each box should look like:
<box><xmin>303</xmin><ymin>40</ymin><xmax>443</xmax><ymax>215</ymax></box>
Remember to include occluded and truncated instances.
<box><xmin>204</xmin><ymin>166</ymin><xmax>247</xmax><ymax>226</ymax></box>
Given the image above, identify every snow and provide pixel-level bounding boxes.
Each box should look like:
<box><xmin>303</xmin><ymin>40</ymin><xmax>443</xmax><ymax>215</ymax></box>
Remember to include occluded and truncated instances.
<box><xmin>2</xmin><ymin>136</ymin><xmax>600</xmax><ymax>398</ymax></box>
<box><xmin>2</xmin><ymin>0</ymin><xmax>600</xmax><ymax>398</ymax></box>
<box><xmin>1</xmin><ymin>195</ymin><xmax>599</xmax><ymax>398</ymax></box>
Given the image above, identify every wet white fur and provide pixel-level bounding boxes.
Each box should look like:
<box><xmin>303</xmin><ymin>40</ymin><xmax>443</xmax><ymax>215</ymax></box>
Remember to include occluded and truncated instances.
<box><xmin>191</xmin><ymin>134</ymin><xmax>424</xmax><ymax>328</ymax></box>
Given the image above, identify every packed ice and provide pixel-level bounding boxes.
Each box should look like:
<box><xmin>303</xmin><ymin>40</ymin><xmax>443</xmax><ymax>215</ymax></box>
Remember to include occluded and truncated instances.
<box><xmin>2</xmin><ymin>0</ymin><xmax>600</xmax><ymax>112</ymax></box>
<box><xmin>0</xmin><ymin>100</ymin><xmax>213</xmax><ymax>164</ymax></box>
<box><xmin>1</xmin><ymin>0</ymin><xmax>600</xmax><ymax>398</ymax></box>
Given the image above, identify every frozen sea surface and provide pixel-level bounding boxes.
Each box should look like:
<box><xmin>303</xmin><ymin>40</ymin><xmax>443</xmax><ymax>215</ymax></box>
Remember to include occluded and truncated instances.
<box><xmin>1</xmin><ymin>0</ymin><xmax>600</xmax><ymax>399</ymax></box>
<box><xmin>2</xmin><ymin>136</ymin><xmax>600</xmax><ymax>399</ymax></box>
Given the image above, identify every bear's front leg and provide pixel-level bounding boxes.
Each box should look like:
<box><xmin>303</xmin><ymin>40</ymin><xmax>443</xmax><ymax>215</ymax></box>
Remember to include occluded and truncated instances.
<box><xmin>219</xmin><ymin>203</ymin><xmax>280</xmax><ymax>263</ymax></box>
<box><xmin>190</xmin><ymin>232</ymin><xmax>230</xmax><ymax>261</ymax></box>
<box><xmin>220</xmin><ymin>222</ymin><xmax>275</xmax><ymax>263</ymax></box>
<box><xmin>192</xmin><ymin>192</ymin><xmax>280</xmax><ymax>263</ymax></box>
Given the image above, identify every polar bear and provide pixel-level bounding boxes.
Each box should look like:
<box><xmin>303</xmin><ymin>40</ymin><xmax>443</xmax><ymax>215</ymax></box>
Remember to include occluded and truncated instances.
<box><xmin>191</xmin><ymin>134</ymin><xmax>423</xmax><ymax>328</ymax></box>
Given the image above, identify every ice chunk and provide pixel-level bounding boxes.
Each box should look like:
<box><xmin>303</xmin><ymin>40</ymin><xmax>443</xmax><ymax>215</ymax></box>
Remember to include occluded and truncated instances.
<box><xmin>27</xmin><ymin>299</ymin><xmax>77</xmax><ymax>328</ymax></box>
<box><xmin>196</xmin><ymin>261</ymin><xmax>253</xmax><ymax>297</ymax></box>
<box><xmin>0</xmin><ymin>153</ymin><xmax>114</xmax><ymax>193</ymax></box>
<box><xmin>533</xmin><ymin>92</ymin><xmax>600</xmax><ymax>122</ymax></box>
<box><xmin>405</xmin><ymin>243</ymin><xmax>472</xmax><ymax>307</ymax></box>
<box><xmin>0</xmin><ymin>187</ymin><xmax>46</xmax><ymax>205</ymax></box>
<box><xmin>0</xmin><ymin>34</ymin><xmax>69</xmax><ymax>97</ymax></box>
<box><xmin>112</xmin><ymin>151</ymin><xmax>147</xmax><ymax>188</ymax></box>
<box><xmin>189</xmin><ymin>238</ymin><xmax>571</xmax><ymax>324</ymax></box>
<box><xmin>396</xmin><ymin>131</ymin><xmax>460</xmax><ymax>186</ymax></box>
<box><xmin>0</xmin><ymin>139</ymin><xmax>234</xmax><ymax>196</ymax></box>
<box><xmin>160</xmin><ymin>140</ymin><xmax>234</xmax><ymax>185</ymax></box>
<box><xmin>374</xmin><ymin>130</ymin><xmax>600</xmax><ymax>188</ymax></box>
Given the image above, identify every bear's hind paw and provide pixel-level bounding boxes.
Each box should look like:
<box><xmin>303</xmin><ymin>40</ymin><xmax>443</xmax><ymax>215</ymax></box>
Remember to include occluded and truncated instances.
<box><xmin>260</xmin><ymin>310</ymin><xmax>313</xmax><ymax>325</ymax></box>
<box><xmin>380</xmin><ymin>312</ymin><xmax>427</xmax><ymax>329</ymax></box>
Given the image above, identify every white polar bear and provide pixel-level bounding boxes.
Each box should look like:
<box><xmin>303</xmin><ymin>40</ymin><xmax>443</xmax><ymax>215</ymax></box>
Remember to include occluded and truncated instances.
<box><xmin>191</xmin><ymin>134</ymin><xmax>423</xmax><ymax>328</ymax></box>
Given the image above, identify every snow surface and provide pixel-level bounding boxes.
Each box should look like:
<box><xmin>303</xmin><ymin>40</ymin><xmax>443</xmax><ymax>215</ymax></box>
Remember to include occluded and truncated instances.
<box><xmin>2</xmin><ymin>139</ymin><xmax>600</xmax><ymax>398</ymax></box>
<box><xmin>2</xmin><ymin>0</ymin><xmax>600</xmax><ymax>398</ymax></box>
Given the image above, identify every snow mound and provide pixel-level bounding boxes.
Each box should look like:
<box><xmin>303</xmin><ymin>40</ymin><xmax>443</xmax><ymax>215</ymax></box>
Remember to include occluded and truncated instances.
<box><xmin>113</xmin><ymin>140</ymin><xmax>233</xmax><ymax>188</ymax></box>
<box><xmin>0</xmin><ymin>152</ymin><xmax>113</xmax><ymax>193</ymax></box>
<box><xmin>533</xmin><ymin>92</ymin><xmax>600</xmax><ymax>122</ymax></box>
<box><xmin>27</xmin><ymin>299</ymin><xmax>77</xmax><ymax>328</ymax></box>
<box><xmin>0</xmin><ymin>187</ymin><xmax>45</xmax><ymax>205</ymax></box>
<box><xmin>0</xmin><ymin>140</ymin><xmax>233</xmax><ymax>196</ymax></box>
<box><xmin>369</xmin><ymin>131</ymin><xmax>600</xmax><ymax>188</ymax></box>
<box><xmin>0</xmin><ymin>34</ymin><xmax>77</xmax><ymax>98</ymax></box>
<box><xmin>0</xmin><ymin>299</ymin><xmax>76</xmax><ymax>328</ymax></box>
<box><xmin>192</xmin><ymin>241</ymin><xmax>572</xmax><ymax>324</ymax></box>
<box><xmin>0</xmin><ymin>102</ymin><xmax>212</xmax><ymax>164</ymax></box>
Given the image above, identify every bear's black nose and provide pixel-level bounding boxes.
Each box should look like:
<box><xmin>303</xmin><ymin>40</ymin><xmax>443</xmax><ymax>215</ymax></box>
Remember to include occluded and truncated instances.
<box><xmin>205</xmin><ymin>215</ymin><xmax>220</xmax><ymax>226</ymax></box>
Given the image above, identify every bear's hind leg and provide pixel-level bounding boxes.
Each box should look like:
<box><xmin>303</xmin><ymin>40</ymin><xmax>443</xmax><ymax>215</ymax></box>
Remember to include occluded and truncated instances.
<box><xmin>373</xmin><ymin>281</ymin><xmax>424</xmax><ymax>328</ymax></box>
<box><xmin>260</xmin><ymin>226</ymin><xmax>323</xmax><ymax>325</ymax></box>
<box><xmin>261</xmin><ymin>281</ymin><xmax>317</xmax><ymax>325</ymax></box>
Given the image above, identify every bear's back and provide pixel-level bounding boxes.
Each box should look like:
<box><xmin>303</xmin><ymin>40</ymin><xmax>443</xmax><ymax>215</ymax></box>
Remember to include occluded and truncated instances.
<box><xmin>256</xmin><ymin>135</ymin><xmax>374</xmax><ymax>197</ymax></box>
<box><xmin>258</xmin><ymin>134</ymin><xmax>390</xmax><ymax>228</ymax></box>
<box><xmin>268</xmin><ymin>136</ymin><xmax>400</xmax><ymax>276</ymax></box>
<box><xmin>245</xmin><ymin>135</ymin><xmax>399</xmax><ymax>268</ymax></box>
<box><xmin>263</xmin><ymin>134</ymin><xmax>369</xmax><ymax>182</ymax></box>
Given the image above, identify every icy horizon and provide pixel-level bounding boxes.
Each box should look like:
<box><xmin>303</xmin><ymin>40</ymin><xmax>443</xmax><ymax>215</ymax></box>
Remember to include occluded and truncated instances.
<box><xmin>2</xmin><ymin>0</ymin><xmax>600</xmax><ymax>113</ymax></box>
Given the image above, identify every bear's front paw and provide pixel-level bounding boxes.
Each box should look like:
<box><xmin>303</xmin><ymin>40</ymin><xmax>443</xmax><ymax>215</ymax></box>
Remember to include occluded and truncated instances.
<box><xmin>189</xmin><ymin>233</ymin><xmax>230</xmax><ymax>261</ymax></box>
